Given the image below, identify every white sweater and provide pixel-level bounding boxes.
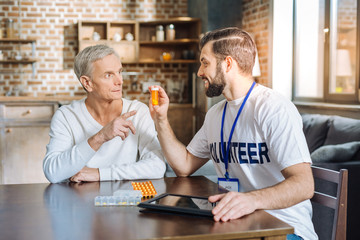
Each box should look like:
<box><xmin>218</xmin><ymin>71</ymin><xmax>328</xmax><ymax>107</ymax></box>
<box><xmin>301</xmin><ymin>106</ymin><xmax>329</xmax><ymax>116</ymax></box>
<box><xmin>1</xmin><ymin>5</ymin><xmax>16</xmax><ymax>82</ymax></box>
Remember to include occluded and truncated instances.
<box><xmin>43</xmin><ymin>98</ymin><xmax>166</xmax><ymax>183</ymax></box>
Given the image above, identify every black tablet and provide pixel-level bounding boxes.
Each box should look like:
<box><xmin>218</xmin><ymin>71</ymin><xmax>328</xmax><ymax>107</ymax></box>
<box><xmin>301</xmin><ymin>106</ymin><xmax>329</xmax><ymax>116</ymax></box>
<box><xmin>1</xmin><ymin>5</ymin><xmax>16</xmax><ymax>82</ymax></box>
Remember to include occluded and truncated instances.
<box><xmin>138</xmin><ymin>193</ymin><xmax>216</xmax><ymax>217</ymax></box>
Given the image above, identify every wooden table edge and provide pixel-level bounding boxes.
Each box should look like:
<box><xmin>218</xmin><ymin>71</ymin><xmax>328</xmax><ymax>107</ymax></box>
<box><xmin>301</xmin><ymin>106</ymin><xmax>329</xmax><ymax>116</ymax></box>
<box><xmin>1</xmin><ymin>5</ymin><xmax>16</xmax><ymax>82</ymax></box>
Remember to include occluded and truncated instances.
<box><xmin>142</xmin><ymin>226</ymin><xmax>294</xmax><ymax>240</ymax></box>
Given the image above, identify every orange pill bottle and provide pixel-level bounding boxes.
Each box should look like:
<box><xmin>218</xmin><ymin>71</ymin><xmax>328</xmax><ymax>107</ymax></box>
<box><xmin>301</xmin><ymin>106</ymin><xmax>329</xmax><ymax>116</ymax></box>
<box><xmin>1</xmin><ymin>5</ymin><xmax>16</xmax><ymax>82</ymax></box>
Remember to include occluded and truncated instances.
<box><xmin>151</xmin><ymin>87</ymin><xmax>159</xmax><ymax>105</ymax></box>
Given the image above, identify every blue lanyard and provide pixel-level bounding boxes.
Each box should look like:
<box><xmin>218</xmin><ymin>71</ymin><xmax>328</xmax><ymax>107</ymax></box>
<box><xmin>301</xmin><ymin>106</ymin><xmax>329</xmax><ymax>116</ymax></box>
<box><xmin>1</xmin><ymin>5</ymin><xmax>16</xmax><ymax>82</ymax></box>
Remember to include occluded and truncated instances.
<box><xmin>220</xmin><ymin>81</ymin><xmax>256</xmax><ymax>179</ymax></box>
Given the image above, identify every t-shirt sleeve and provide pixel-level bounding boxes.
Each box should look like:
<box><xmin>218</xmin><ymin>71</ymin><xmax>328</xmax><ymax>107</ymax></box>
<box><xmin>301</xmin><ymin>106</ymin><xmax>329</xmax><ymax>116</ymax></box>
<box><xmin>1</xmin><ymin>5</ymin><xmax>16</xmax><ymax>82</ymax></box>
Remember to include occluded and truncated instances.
<box><xmin>258</xmin><ymin>99</ymin><xmax>312</xmax><ymax>170</ymax></box>
<box><xmin>186</xmin><ymin>124</ymin><xmax>211</xmax><ymax>159</ymax></box>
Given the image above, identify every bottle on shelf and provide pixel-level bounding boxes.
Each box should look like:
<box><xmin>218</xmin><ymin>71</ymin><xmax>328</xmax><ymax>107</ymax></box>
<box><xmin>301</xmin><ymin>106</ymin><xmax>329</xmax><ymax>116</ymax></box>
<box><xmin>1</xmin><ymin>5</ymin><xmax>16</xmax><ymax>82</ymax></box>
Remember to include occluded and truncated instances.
<box><xmin>166</xmin><ymin>24</ymin><xmax>175</xmax><ymax>41</ymax></box>
<box><xmin>5</xmin><ymin>19</ymin><xmax>15</xmax><ymax>38</ymax></box>
<box><xmin>156</xmin><ymin>25</ymin><xmax>164</xmax><ymax>42</ymax></box>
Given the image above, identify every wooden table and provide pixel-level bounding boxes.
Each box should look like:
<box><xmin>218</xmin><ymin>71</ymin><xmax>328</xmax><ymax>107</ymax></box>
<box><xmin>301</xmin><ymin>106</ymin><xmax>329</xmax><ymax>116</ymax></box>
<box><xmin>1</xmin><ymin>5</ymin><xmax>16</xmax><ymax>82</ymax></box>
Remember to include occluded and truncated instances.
<box><xmin>0</xmin><ymin>176</ymin><xmax>293</xmax><ymax>240</ymax></box>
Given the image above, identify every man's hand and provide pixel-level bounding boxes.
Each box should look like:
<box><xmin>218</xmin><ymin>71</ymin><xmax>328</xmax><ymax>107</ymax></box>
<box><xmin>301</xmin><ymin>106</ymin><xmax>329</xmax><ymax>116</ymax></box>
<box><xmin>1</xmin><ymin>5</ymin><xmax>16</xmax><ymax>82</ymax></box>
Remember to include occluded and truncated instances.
<box><xmin>209</xmin><ymin>192</ymin><xmax>257</xmax><ymax>222</ymax></box>
<box><xmin>69</xmin><ymin>167</ymin><xmax>100</xmax><ymax>182</ymax></box>
<box><xmin>88</xmin><ymin>110</ymin><xmax>137</xmax><ymax>151</ymax></box>
<box><xmin>148</xmin><ymin>86</ymin><xmax>170</xmax><ymax>122</ymax></box>
<box><xmin>100</xmin><ymin>110</ymin><xmax>137</xmax><ymax>141</ymax></box>
<box><xmin>208</xmin><ymin>163</ymin><xmax>314</xmax><ymax>222</ymax></box>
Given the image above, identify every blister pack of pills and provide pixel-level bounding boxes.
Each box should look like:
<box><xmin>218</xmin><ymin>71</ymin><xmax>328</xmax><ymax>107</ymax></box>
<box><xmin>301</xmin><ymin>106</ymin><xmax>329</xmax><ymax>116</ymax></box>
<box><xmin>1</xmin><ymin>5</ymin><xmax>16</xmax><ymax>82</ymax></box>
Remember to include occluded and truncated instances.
<box><xmin>131</xmin><ymin>181</ymin><xmax>157</xmax><ymax>198</ymax></box>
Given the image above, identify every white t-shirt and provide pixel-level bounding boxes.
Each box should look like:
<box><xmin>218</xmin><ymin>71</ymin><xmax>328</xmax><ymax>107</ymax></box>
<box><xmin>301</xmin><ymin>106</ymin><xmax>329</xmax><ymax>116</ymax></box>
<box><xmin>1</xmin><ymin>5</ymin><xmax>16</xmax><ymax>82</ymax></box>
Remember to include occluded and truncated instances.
<box><xmin>43</xmin><ymin>98</ymin><xmax>166</xmax><ymax>183</ymax></box>
<box><xmin>187</xmin><ymin>85</ymin><xmax>317</xmax><ymax>240</ymax></box>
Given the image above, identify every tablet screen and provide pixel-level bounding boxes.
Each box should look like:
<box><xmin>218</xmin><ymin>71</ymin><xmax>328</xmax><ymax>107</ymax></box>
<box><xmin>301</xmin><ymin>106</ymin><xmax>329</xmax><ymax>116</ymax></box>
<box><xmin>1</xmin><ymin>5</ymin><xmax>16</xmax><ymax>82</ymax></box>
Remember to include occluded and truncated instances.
<box><xmin>151</xmin><ymin>194</ymin><xmax>216</xmax><ymax>211</ymax></box>
<box><xmin>138</xmin><ymin>193</ymin><xmax>217</xmax><ymax>217</ymax></box>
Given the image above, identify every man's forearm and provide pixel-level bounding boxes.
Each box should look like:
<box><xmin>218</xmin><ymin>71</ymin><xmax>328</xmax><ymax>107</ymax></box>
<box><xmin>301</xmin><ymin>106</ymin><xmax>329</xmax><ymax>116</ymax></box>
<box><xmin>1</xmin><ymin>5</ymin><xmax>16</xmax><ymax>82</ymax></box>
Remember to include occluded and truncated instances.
<box><xmin>249</xmin><ymin>163</ymin><xmax>314</xmax><ymax>210</ymax></box>
<box><xmin>88</xmin><ymin>132</ymin><xmax>106</xmax><ymax>151</ymax></box>
<box><xmin>155</xmin><ymin>119</ymin><xmax>192</xmax><ymax>176</ymax></box>
<box><xmin>250</xmin><ymin>177</ymin><xmax>312</xmax><ymax>210</ymax></box>
<box><xmin>210</xmin><ymin>164</ymin><xmax>314</xmax><ymax>222</ymax></box>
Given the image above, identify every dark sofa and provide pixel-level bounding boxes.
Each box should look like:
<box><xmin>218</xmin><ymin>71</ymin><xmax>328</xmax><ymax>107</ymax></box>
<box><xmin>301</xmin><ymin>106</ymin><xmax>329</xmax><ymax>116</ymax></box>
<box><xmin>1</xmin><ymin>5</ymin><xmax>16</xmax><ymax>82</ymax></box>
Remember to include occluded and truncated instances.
<box><xmin>301</xmin><ymin>113</ymin><xmax>360</xmax><ymax>240</ymax></box>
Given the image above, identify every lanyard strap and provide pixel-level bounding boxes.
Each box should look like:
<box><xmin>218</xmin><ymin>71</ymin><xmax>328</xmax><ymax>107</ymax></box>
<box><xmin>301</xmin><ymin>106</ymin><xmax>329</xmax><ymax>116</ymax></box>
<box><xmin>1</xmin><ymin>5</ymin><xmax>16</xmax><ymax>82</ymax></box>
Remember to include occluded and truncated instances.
<box><xmin>221</xmin><ymin>81</ymin><xmax>256</xmax><ymax>179</ymax></box>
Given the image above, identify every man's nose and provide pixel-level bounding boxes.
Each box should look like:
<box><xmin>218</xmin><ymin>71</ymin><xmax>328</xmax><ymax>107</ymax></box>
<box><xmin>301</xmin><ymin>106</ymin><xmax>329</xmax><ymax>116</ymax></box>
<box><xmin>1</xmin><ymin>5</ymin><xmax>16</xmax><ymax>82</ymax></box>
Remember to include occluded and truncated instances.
<box><xmin>115</xmin><ymin>73</ymin><xmax>123</xmax><ymax>84</ymax></box>
<box><xmin>197</xmin><ymin>66</ymin><xmax>203</xmax><ymax>77</ymax></box>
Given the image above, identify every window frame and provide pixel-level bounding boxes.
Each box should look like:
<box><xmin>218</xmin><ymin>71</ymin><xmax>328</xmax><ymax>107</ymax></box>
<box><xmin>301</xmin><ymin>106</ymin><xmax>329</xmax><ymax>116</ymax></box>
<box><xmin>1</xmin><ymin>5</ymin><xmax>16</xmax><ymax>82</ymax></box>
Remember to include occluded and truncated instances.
<box><xmin>292</xmin><ymin>0</ymin><xmax>360</xmax><ymax>104</ymax></box>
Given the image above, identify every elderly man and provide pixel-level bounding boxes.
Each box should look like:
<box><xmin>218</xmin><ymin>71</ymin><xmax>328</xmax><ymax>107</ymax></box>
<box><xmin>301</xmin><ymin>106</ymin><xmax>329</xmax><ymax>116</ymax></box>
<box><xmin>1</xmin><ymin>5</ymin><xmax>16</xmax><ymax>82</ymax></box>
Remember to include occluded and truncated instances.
<box><xmin>43</xmin><ymin>44</ymin><xmax>165</xmax><ymax>183</ymax></box>
<box><xmin>149</xmin><ymin>27</ymin><xmax>317</xmax><ymax>240</ymax></box>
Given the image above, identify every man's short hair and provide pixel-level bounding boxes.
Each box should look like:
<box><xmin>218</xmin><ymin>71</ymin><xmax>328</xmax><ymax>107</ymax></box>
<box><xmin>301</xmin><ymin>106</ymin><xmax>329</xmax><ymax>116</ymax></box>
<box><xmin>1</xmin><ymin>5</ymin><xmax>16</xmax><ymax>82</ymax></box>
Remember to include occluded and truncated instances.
<box><xmin>74</xmin><ymin>44</ymin><xmax>120</xmax><ymax>80</ymax></box>
<box><xmin>199</xmin><ymin>27</ymin><xmax>256</xmax><ymax>75</ymax></box>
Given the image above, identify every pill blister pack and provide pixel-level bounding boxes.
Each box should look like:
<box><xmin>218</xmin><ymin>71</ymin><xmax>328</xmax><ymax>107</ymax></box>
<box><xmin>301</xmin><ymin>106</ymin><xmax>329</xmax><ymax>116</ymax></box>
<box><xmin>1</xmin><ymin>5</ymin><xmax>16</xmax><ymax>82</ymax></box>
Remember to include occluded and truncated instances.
<box><xmin>94</xmin><ymin>181</ymin><xmax>157</xmax><ymax>206</ymax></box>
<box><xmin>131</xmin><ymin>181</ymin><xmax>157</xmax><ymax>198</ymax></box>
<box><xmin>94</xmin><ymin>190</ymin><xmax>142</xmax><ymax>206</ymax></box>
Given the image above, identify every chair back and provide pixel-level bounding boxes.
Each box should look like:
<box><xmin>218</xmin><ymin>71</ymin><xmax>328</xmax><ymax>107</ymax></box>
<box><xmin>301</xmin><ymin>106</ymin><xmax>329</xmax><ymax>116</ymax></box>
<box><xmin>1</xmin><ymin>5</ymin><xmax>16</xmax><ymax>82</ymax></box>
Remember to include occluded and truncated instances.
<box><xmin>311</xmin><ymin>166</ymin><xmax>348</xmax><ymax>240</ymax></box>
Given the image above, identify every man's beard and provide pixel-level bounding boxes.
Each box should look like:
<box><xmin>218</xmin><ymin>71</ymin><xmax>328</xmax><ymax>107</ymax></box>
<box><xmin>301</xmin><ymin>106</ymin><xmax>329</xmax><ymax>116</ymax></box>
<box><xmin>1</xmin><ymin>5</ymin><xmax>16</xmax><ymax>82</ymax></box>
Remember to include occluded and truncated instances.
<box><xmin>205</xmin><ymin>66</ymin><xmax>226</xmax><ymax>97</ymax></box>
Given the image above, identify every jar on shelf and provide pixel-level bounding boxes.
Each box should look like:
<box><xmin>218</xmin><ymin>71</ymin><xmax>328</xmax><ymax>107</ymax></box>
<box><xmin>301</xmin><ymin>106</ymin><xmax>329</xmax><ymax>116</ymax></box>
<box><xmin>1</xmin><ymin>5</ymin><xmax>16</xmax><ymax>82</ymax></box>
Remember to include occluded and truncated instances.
<box><xmin>125</xmin><ymin>32</ymin><xmax>134</xmax><ymax>41</ymax></box>
<box><xmin>156</xmin><ymin>25</ymin><xmax>164</xmax><ymax>42</ymax></box>
<box><xmin>166</xmin><ymin>24</ymin><xmax>175</xmax><ymax>41</ymax></box>
<box><xmin>6</xmin><ymin>19</ymin><xmax>15</xmax><ymax>38</ymax></box>
<box><xmin>92</xmin><ymin>32</ymin><xmax>100</xmax><ymax>41</ymax></box>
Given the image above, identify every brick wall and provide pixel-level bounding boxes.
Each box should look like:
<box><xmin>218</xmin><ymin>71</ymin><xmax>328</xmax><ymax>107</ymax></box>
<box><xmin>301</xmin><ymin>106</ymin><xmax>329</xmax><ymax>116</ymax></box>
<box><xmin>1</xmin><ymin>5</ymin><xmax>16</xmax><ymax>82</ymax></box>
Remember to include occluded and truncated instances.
<box><xmin>338</xmin><ymin>0</ymin><xmax>356</xmax><ymax>29</ymax></box>
<box><xmin>0</xmin><ymin>0</ymin><xmax>189</xmax><ymax>100</ymax></box>
<box><xmin>0</xmin><ymin>0</ymin><xmax>270</xmax><ymax>99</ymax></box>
<box><xmin>242</xmin><ymin>0</ymin><xmax>270</xmax><ymax>87</ymax></box>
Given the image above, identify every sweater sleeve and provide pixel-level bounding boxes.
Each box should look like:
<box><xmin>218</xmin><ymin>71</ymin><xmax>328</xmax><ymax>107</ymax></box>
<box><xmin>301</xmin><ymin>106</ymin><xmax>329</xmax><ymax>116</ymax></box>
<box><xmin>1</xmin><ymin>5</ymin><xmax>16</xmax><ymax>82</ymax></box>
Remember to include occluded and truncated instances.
<box><xmin>43</xmin><ymin>109</ymin><xmax>96</xmax><ymax>183</ymax></box>
<box><xmin>99</xmin><ymin>104</ymin><xmax>166</xmax><ymax>181</ymax></box>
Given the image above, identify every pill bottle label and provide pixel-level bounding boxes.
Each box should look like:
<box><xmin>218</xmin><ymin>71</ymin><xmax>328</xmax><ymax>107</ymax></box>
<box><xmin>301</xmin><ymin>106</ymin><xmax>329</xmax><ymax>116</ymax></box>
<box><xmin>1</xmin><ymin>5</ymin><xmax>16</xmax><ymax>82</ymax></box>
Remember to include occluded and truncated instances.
<box><xmin>151</xmin><ymin>87</ymin><xmax>159</xmax><ymax>105</ymax></box>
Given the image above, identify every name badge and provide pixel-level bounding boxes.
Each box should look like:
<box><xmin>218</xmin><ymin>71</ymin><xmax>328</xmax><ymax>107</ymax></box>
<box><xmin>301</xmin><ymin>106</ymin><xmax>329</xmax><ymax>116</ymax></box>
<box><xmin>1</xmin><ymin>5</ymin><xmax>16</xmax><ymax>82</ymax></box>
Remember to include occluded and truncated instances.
<box><xmin>218</xmin><ymin>178</ymin><xmax>240</xmax><ymax>192</ymax></box>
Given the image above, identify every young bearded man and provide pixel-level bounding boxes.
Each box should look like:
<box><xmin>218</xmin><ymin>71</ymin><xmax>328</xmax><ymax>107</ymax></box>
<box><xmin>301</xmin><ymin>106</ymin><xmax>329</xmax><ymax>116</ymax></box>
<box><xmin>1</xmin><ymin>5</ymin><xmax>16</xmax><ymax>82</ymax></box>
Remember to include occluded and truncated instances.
<box><xmin>148</xmin><ymin>27</ymin><xmax>317</xmax><ymax>240</ymax></box>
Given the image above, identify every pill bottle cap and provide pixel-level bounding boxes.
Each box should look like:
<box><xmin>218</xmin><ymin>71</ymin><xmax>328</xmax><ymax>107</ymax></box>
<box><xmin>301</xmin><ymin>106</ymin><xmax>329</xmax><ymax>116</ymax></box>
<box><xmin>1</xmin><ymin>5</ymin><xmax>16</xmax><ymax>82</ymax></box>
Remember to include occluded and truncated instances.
<box><xmin>151</xmin><ymin>87</ymin><xmax>159</xmax><ymax>91</ymax></box>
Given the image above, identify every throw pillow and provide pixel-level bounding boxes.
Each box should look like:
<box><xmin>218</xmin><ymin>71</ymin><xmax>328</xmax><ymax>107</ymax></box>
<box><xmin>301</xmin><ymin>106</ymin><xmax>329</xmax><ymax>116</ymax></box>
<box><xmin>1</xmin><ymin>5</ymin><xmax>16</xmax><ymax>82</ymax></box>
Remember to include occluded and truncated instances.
<box><xmin>324</xmin><ymin>115</ymin><xmax>360</xmax><ymax>145</ymax></box>
<box><xmin>301</xmin><ymin>114</ymin><xmax>331</xmax><ymax>153</ymax></box>
<box><xmin>311</xmin><ymin>141</ymin><xmax>360</xmax><ymax>163</ymax></box>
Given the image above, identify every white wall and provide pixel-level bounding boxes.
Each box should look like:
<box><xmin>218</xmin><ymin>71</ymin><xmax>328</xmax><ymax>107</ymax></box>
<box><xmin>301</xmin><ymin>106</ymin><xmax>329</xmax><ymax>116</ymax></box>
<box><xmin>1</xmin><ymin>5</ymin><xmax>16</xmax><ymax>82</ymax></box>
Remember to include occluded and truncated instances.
<box><xmin>272</xmin><ymin>0</ymin><xmax>294</xmax><ymax>100</ymax></box>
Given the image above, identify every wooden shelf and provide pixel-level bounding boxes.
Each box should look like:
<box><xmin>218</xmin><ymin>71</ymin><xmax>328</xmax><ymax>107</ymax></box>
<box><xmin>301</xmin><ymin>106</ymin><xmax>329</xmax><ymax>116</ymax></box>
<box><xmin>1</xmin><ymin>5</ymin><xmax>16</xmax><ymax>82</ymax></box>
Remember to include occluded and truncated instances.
<box><xmin>140</xmin><ymin>39</ymin><xmax>199</xmax><ymax>45</ymax></box>
<box><xmin>77</xmin><ymin>39</ymin><xmax>108</xmax><ymax>43</ymax></box>
<box><xmin>138</xmin><ymin>19</ymin><xmax>200</xmax><ymax>63</ymax></box>
<box><xmin>139</xmin><ymin>17</ymin><xmax>201</xmax><ymax>25</ymax></box>
<box><xmin>0</xmin><ymin>69</ymin><xmax>25</xmax><ymax>74</ymax></box>
<box><xmin>138</xmin><ymin>59</ymin><xmax>197</xmax><ymax>64</ymax></box>
<box><xmin>78</xmin><ymin>19</ymin><xmax>200</xmax><ymax>64</ymax></box>
<box><xmin>78</xmin><ymin>21</ymin><xmax>139</xmax><ymax>63</ymax></box>
<box><xmin>0</xmin><ymin>59</ymin><xmax>36</xmax><ymax>64</ymax></box>
<box><xmin>0</xmin><ymin>38</ymin><xmax>37</xmax><ymax>76</ymax></box>
<box><xmin>0</xmin><ymin>38</ymin><xmax>36</xmax><ymax>43</ymax></box>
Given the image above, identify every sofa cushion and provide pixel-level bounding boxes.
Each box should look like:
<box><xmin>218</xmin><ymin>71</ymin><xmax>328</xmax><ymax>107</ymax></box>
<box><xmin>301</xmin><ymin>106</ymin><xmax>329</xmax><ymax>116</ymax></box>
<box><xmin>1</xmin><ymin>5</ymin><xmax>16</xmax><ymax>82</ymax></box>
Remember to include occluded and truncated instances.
<box><xmin>301</xmin><ymin>114</ymin><xmax>331</xmax><ymax>153</ymax></box>
<box><xmin>311</xmin><ymin>141</ymin><xmax>360</xmax><ymax>163</ymax></box>
<box><xmin>324</xmin><ymin>116</ymin><xmax>360</xmax><ymax>145</ymax></box>
<box><xmin>353</xmin><ymin>146</ymin><xmax>360</xmax><ymax>160</ymax></box>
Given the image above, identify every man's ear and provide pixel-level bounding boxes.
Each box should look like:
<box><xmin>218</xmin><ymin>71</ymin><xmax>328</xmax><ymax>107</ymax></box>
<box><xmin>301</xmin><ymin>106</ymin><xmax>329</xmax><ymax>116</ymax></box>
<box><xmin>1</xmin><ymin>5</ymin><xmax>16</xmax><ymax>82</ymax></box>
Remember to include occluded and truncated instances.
<box><xmin>224</xmin><ymin>56</ymin><xmax>233</xmax><ymax>72</ymax></box>
<box><xmin>80</xmin><ymin>76</ymin><xmax>92</xmax><ymax>92</ymax></box>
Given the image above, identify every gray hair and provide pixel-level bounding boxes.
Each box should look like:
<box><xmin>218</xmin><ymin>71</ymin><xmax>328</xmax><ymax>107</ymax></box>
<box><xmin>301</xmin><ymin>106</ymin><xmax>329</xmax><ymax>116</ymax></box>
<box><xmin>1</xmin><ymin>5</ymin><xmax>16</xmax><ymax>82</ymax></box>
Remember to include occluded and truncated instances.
<box><xmin>74</xmin><ymin>44</ymin><xmax>120</xmax><ymax>80</ymax></box>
